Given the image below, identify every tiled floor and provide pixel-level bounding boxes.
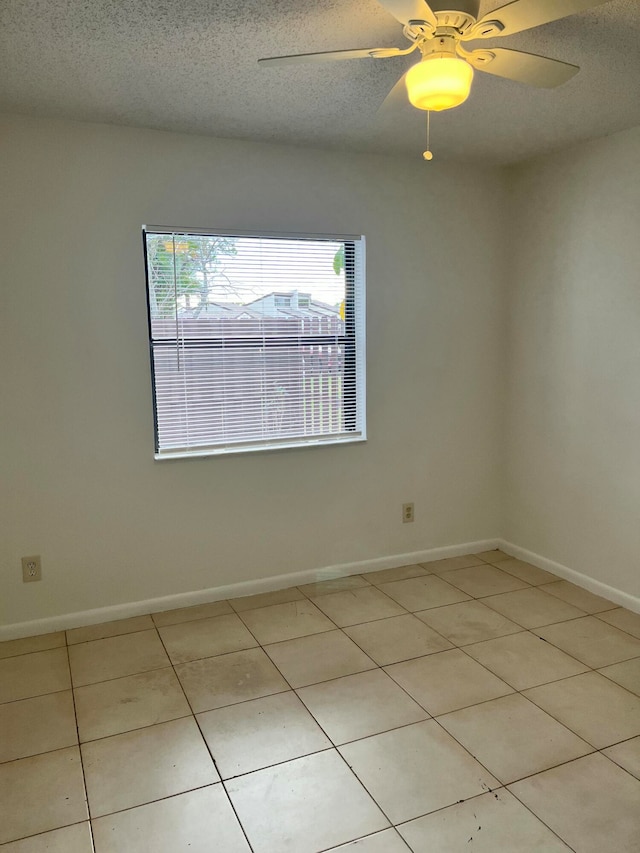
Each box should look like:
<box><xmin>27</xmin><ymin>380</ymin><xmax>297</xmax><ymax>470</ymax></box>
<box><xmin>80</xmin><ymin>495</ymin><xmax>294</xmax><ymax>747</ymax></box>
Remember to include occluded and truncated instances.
<box><xmin>1</xmin><ymin>550</ymin><xmax>640</xmax><ymax>851</ymax></box>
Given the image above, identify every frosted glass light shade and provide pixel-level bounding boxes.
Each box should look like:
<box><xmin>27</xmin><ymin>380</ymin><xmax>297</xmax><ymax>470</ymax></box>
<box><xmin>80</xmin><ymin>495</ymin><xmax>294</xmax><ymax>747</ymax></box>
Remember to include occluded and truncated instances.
<box><xmin>406</xmin><ymin>56</ymin><xmax>474</xmax><ymax>111</ymax></box>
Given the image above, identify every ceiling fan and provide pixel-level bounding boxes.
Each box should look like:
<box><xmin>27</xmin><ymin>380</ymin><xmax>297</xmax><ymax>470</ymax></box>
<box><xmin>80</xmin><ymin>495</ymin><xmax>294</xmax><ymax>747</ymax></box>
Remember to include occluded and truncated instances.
<box><xmin>259</xmin><ymin>0</ymin><xmax>612</xmax><ymax>115</ymax></box>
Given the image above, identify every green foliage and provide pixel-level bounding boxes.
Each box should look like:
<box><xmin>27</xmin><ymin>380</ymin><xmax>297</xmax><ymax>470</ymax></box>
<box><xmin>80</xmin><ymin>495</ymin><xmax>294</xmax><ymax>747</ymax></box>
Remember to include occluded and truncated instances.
<box><xmin>333</xmin><ymin>244</ymin><xmax>345</xmax><ymax>276</ymax></box>
<box><xmin>146</xmin><ymin>235</ymin><xmax>237</xmax><ymax>318</ymax></box>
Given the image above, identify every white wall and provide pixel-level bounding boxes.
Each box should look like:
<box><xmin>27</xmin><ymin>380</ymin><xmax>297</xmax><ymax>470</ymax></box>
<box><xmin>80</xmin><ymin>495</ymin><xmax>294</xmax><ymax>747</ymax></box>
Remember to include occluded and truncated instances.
<box><xmin>0</xmin><ymin>115</ymin><xmax>507</xmax><ymax>625</ymax></box>
<box><xmin>505</xmin><ymin>126</ymin><xmax>640</xmax><ymax>598</ymax></box>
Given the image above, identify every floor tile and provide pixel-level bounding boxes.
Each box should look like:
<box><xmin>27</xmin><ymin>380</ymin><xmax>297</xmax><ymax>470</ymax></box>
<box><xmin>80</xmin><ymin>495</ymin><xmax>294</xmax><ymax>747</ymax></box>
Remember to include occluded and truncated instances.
<box><xmin>377</xmin><ymin>576</ymin><xmax>470</xmax><ymax>611</ymax></box>
<box><xmin>464</xmin><ymin>631</ymin><xmax>588</xmax><ymax>690</ymax></box>
<box><xmin>597</xmin><ymin>606</ymin><xmax>640</xmax><ymax>639</ymax></box>
<box><xmin>158</xmin><ymin>613</ymin><xmax>257</xmax><ymax>664</ymax></box>
<box><xmin>416</xmin><ymin>600</ymin><xmax>522</xmax><ymax>645</ymax></box>
<box><xmin>598</xmin><ymin>657</ymin><xmax>640</xmax><ymax>695</ymax></box>
<box><xmin>0</xmin><ymin>648</ymin><xmax>70</xmax><ymax>704</ymax></box>
<box><xmin>327</xmin><ymin>829</ymin><xmax>411</xmax><ymax>851</ymax></box>
<box><xmin>482</xmin><ymin>587</ymin><xmax>585</xmax><ymax>629</ymax></box>
<box><xmin>0</xmin><ymin>691</ymin><xmax>77</xmax><ymax>763</ymax></box>
<box><xmin>509</xmin><ymin>753</ymin><xmax>640</xmax><ymax>853</ymax></box>
<box><xmin>198</xmin><ymin>691</ymin><xmax>330</xmax><ymax>778</ymax></box>
<box><xmin>175</xmin><ymin>647</ymin><xmax>288</xmax><ymax>712</ymax></box>
<box><xmin>68</xmin><ymin>630</ymin><xmax>169</xmax><ymax>687</ymax></box>
<box><xmin>0</xmin><ymin>632</ymin><xmax>65</xmax><ymax>660</ymax></box>
<box><xmin>228</xmin><ymin>750</ymin><xmax>388</xmax><ymax>853</ymax></box>
<box><xmin>0</xmin><ymin>747</ymin><xmax>88</xmax><ymax>845</ymax></box>
<box><xmin>74</xmin><ymin>666</ymin><xmax>191</xmax><ymax>741</ymax></box>
<box><xmin>92</xmin><ymin>784</ymin><xmax>250</xmax><ymax>853</ymax></box>
<box><xmin>151</xmin><ymin>599</ymin><xmax>232</xmax><ymax>627</ymax></box>
<box><xmin>474</xmin><ymin>549</ymin><xmax>511</xmax><ymax>564</ymax></box>
<box><xmin>438</xmin><ymin>693</ymin><xmax>592</xmax><ymax>784</ymax></box>
<box><xmin>524</xmin><ymin>671</ymin><xmax>640</xmax><ymax>748</ymax></box>
<box><xmin>423</xmin><ymin>555</ymin><xmax>485</xmax><ymax>573</ymax></box>
<box><xmin>298</xmin><ymin>575</ymin><xmax>371</xmax><ymax>596</ymax></box>
<box><xmin>385</xmin><ymin>649</ymin><xmax>513</xmax><ymax>716</ymax></box>
<box><xmin>264</xmin><ymin>630</ymin><xmax>375</xmax><ymax>688</ymax></box>
<box><xmin>0</xmin><ymin>823</ymin><xmax>94</xmax><ymax>853</ymax></box>
<box><xmin>535</xmin><ymin>615</ymin><xmax>640</xmax><ymax>668</ymax></box>
<box><xmin>539</xmin><ymin>581</ymin><xmax>617</xmax><ymax>614</ymax></box>
<box><xmin>66</xmin><ymin>614</ymin><xmax>154</xmax><ymax>645</ymax></box>
<box><xmin>238</xmin><ymin>599</ymin><xmax>334</xmax><ymax>644</ymax></box>
<box><xmin>229</xmin><ymin>586</ymin><xmax>305</xmax><ymax>612</ymax></box>
<box><xmin>603</xmin><ymin>736</ymin><xmax>640</xmax><ymax>780</ymax></box>
<box><xmin>298</xmin><ymin>669</ymin><xmax>428</xmax><ymax>744</ymax></box>
<box><xmin>362</xmin><ymin>564</ymin><xmax>430</xmax><ymax>585</ymax></box>
<box><xmin>343</xmin><ymin>614</ymin><xmax>452</xmax><ymax>666</ymax></box>
<box><xmin>339</xmin><ymin>720</ymin><xmax>497</xmax><ymax>824</ymax></box>
<box><xmin>444</xmin><ymin>565</ymin><xmax>530</xmax><ymax>598</ymax></box>
<box><xmin>82</xmin><ymin>716</ymin><xmax>218</xmax><ymax>817</ymax></box>
<box><xmin>497</xmin><ymin>558</ymin><xmax>558</xmax><ymax>585</ymax></box>
<box><xmin>398</xmin><ymin>789</ymin><xmax>571</xmax><ymax>852</ymax></box>
<box><xmin>310</xmin><ymin>586</ymin><xmax>406</xmax><ymax>627</ymax></box>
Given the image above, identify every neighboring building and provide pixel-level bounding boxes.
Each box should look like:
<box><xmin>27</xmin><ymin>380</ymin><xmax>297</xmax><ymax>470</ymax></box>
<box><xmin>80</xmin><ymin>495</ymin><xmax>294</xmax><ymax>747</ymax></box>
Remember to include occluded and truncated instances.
<box><xmin>176</xmin><ymin>290</ymin><xmax>340</xmax><ymax>320</ymax></box>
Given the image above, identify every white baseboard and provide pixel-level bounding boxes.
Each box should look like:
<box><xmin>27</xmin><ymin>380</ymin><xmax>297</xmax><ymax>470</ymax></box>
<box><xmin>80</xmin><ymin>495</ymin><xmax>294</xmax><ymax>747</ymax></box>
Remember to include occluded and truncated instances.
<box><xmin>4</xmin><ymin>537</ymin><xmax>637</xmax><ymax>641</ymax></box>
<box><xmin>498</xmin><ymin>540</ymin><xmax>640</xmax><ymax>615</ymax></box>
<box><xmin>0</xmin><ymin>538</ymin><xmax>500</xmax><ymax>641</ymax></box>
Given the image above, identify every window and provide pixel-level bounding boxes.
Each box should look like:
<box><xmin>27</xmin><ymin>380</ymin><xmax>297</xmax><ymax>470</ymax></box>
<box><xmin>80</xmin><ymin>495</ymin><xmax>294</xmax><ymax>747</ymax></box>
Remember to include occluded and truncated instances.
<box><xmin>143</xmin><ymin>227</ymin><xmax>366</xmax><ymax>458</ymax></box>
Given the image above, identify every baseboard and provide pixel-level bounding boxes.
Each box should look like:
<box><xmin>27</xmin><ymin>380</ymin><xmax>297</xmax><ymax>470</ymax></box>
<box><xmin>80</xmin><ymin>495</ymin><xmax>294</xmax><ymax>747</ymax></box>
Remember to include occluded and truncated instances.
<box><xmin>498</xmin><ymin>540</ymin><xmax>640</xmax><ymax>615</ymax></box>
<box><xmin>0</xmin><ymin>538</ymin><xmax>500</xmax><ymax>641</ymax></box>
<box><xmin>6</xmin><ymin>537</ymin><xmax>636</xmax><ymax>642</ymax></box>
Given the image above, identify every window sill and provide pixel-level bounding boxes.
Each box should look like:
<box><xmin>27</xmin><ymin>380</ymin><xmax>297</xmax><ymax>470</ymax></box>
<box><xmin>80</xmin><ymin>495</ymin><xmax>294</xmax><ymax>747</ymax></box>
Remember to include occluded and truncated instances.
<box><xmin>154</xmin><ymin>434</ymin><xmax>366</xmax><ymax>460</ymax></box>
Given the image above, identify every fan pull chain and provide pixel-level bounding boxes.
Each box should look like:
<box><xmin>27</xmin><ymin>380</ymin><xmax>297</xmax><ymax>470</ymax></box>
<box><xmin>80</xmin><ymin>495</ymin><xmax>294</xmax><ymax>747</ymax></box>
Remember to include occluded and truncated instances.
<box><xmin>423</xmin><ymin>110</ymin><xmax>433</xmax><ymax>161</ymax></box>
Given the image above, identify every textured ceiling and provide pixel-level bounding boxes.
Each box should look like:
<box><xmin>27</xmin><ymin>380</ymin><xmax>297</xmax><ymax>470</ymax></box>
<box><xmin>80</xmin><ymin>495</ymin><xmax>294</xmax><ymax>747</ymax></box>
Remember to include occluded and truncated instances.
<box><xmin>0</xmin><ymin>0</ymin><xmax>639</xmax><ymax>163</ymax></box>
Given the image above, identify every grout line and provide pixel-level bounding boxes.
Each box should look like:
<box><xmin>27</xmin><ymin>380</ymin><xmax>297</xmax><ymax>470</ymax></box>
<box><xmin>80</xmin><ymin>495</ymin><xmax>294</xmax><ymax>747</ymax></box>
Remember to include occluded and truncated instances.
<box><xmin>207</xmin><ymin>745</ymin><xmax>336</xmax><ymax>784</ymax></box>
<box><xmin>501</xmin><ymin>752</ymin><xmax>628</xmax><ymax>853</ymax></box>
<box><xmin>69</xmin><ymin>661</ymin><xmax>174</xmax><ymax>691</ymax></box>
<box><xmin>331</xmin><ymin>745</ymin><xmax>398</xmax><ymax>835</ymax></box>
<box><xmin>0</xmin><ymin>643</ymin><xmax>67</xmax><ymax>662</ymax></box>
<box><xmin>316</xmin><ymin>826</ymin><xmax>414</xmax><ymax>853</ymax></box>
<box><xmin>593</xmin><ymin>609</ymin><xmax>640</xmax><ymax>633</ymax></box>
<box><xmin>64</xmin><ymin>642</ymin><xmax>97</xmax><ymax>853</ymax></box>
<box><xmin>596</xmin><ymin>741</ymin><xmax>640</xmax><ymax>785</ymax></box>
<box><xmin>75</xmin><ymin>707</ymin><xmax>194</xmax><ymax>748</ymax></box>
<box><xmin>0</xmin><ymin>822</ymin><xmax>96</xmax><ymax>850</ymax></box>
<box><xmin>87</xmin><ymin>781</ymin><xmax>229</xmax><ymax>824</ymax></box>
<box><xmin>66</xmin><ymin>626</ymin><xmax>159</xmax><ymax>649</ymax></box>
<box><xmin>528</xmin><ymin>621</ymin><xmax>640</xmax><ymax>668</ymax></box>
<box><xmin>595</xmin><ymin>664</ymin><xmax>640</xmax><ymax>698</ymax></box>
<box><xmin>518</xmin><ymin>674</ymin><xmax>640</xmax><ymax>750</ymax></box>
<box><xmin>0</xmin><ymin>685</ymin><xmax>73</xmax><ymax>709</ymax></box>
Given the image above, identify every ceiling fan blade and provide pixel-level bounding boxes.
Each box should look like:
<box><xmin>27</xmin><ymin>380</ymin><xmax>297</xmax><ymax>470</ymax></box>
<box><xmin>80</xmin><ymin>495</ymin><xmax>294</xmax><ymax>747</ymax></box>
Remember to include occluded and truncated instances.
<box><xmin>376</xmin><ymin>0</ymin><xmax>437</xmax><ymax>28</ymax></box>
<box><xmin>258</xmin><ymin>47</ymin><xmax>404</xmax><ymax>67</ymax></box>
<box><xmin>466</xmin><ymin>47</ymin><xmax>579</xmax><ymax>88</ymax></box>
<box><xmin>465</xmin><ymin>0</ymin><xmax>613</xmax><ymax>39</ymax></box>
<box><xmin>377</xmin><ymin>73</ymin><xmax>410</xmax><ymax>113</ymax></box>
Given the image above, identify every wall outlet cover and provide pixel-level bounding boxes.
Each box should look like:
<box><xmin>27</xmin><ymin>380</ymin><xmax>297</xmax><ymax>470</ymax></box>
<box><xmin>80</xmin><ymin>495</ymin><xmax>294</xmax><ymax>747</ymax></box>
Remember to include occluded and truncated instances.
<box><xmin>22</xmin><ymin>555</ymin><xmax>42</xmax><ymax>583</ymax></box>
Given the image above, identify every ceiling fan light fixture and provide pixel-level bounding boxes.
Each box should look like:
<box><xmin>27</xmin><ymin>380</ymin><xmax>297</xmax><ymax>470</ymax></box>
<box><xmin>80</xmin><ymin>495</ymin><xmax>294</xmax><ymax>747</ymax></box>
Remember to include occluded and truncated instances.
<box><xmin>405</xmin><ymin>54</ymin><xmax>474</xmax><ymax>111</ymax></box>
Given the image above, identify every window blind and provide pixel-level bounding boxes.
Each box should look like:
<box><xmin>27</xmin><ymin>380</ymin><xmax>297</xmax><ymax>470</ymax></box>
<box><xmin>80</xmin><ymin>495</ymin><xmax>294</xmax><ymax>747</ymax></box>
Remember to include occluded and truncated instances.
<box><xmin>143</xmin><ymin>228</ymin><xmax>366</xmax><ymax>458</ymax></box>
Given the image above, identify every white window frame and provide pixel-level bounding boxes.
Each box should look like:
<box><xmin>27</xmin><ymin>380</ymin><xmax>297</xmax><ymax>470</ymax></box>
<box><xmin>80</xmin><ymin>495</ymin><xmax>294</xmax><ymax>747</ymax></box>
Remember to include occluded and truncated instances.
<box><xmin>143</xmin><ymin>226</ymin><xmax>366</xmax><ymax>459</ymax></box>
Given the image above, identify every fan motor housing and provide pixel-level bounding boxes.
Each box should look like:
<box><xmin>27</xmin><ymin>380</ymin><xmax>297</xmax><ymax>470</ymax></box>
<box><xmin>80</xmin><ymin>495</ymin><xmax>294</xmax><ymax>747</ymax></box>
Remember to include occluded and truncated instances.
<box><xmin>428</xmin><ymin>1</ymin><xmax>480</xmax><ymax>18</ymax></box>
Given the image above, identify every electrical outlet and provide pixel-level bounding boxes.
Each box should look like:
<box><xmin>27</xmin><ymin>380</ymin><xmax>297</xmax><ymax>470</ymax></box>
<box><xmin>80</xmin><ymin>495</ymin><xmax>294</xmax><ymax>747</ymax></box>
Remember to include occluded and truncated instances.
<box><xmin>402</xmin><ymin>503</ymin><xmax>414</xmax><ymax>523</ymax></box>
<box><xmin>21</xmin><ymin>555</ymin><xmax>42</xmax><ymax>583</ymax></box>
